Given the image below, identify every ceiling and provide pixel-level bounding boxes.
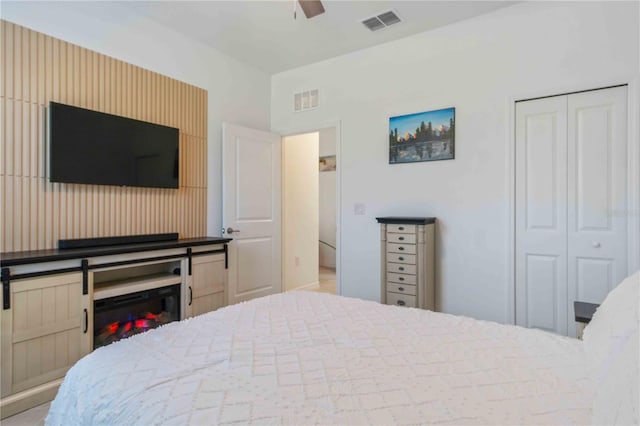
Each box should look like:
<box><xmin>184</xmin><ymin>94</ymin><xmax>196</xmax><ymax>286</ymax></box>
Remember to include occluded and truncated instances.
<box><xmin>115</xmin><ymin>1</ymin><xmax>517</xmax><ymax>74</ymax></box>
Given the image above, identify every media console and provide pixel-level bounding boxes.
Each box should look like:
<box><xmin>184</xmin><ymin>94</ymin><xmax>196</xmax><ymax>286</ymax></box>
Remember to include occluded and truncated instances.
<box><xmin>0</xmin><ymin>235</ymin><xmax>231</xmax><ymax>418</ymax></box>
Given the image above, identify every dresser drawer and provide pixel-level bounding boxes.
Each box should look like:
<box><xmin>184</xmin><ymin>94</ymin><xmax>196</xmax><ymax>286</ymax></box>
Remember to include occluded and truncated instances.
<box><xmin>387</xmin><ymin>243</ymin><xmax>416</xmax><ymax>255</ymax></box>
<box><xmin>386</xmin><ymin>292</ymin><xmax>417</xmax><ymax>308</ymax></box>
<box><xmin>387</xmin><ymin>263</ymin><xmax>416</xmax><ymax>274</ymax></box>
<box><xmin>387</xmin><ymin>253</ymin><xmax>416</xmax><ymax>264</ymax></box>
<box><xmin>387</xmin><ymin>282</ymin><xmax>416</xmax><ymax>296</ymax></box>
<box><xmin>387</xmin><ymin>233</ymin><xmax>416</xmax><ymax>244</ymax></box>
<box><xmin>387</xmin><ymin>272</ymin><xmax>417</xmax><ymax>285</ymax></box>
<box><xmin>387</xmin><ymin>224</ymin><xmax>416</xmax><ymax>234</ymax></box>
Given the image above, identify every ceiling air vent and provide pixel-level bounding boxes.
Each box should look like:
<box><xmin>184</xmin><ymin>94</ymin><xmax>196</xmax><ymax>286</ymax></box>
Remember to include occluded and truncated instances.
<box><xmin>362</xmin><ymin>10</ymin><xmax>402</xmax><ymax>32</ymax></box>
<box><xmin>294</xmin><ymin>89</ymin><xmax>319</xmax><ymax>112</ymax></box>
<box><xmin>362</xmin><ymin>17</ymin><xmax>385</xmax><ymax>32</ymax></box>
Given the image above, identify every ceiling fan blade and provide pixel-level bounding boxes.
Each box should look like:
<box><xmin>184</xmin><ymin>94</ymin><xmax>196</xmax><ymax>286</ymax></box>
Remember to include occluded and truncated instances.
<box><xmin>298</xmin><ymin>0</ymin><xmax>325</xmax><ymax>19</ymax></box>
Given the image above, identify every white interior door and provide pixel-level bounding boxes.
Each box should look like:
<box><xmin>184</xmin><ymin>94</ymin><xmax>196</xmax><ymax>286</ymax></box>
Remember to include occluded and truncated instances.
<box><xmin>515</xmin><ymin>96</ymin><xmax>569</xmax><ymax>335</ymax></box>
<box><xmin>516</xmin><ymin>86</ymin><xmax>629</xmax><ymax>337</ymax></box>
<box><xmin>567</xmin><ymin>87</ymin><xmax>628</xmax><ymax>307</ymax></box>
<box><xmin>222</xmin><ymin>123</ymin><xmax>281</xmax><ymax>305</ymax></box>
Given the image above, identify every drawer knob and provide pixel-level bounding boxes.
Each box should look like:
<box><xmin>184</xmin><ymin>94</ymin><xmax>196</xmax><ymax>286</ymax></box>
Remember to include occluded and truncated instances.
<box><xmin>399</xmin><ymin>267</ymin><xmax>404</xmax><ymax>271</ymax></box>
<box><xmin>397</xmin><ymin>300</ymin><xmax>406</xmax><ymax>306</ymax></box>
<box><xmin>398</xmin><ymin>287</ymin><xmax>404</xmax><ymax>291</ymax></box>
<box><xmin>399</xmin><ymin>227</ymin><xmax>404</xmax><ymax>231</ymax></box>
<box><xmin>399</xmin><ymin>257</ymin><xmax>404</xmax><ymax>261</ymax></box>
<box><xmin>399</xmin><ymin>237</ymin><xmax>404</xmax><ymax>241</ymax></box>
<box><xmin>399</xmin><ymin>277</ymin><xmax>404</xmax><ymax>281</ymax></box>
<box><xmin>399</xmin><ymin>247</ymin><xmax>404</xmax><ymax>251</ymax></box>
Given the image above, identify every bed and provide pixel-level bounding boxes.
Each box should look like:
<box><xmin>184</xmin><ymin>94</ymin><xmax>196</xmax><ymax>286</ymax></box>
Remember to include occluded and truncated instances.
<box><xmin>46</xmin><ymin>273</ymin><xmax>639</xmax><ymax>425</ymax></box>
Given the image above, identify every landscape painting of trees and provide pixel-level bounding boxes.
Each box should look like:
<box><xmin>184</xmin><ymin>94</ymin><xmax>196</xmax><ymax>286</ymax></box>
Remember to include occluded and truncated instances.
<box><xmin>389</xmin><ymin>107</ymin><xmax>455</xmax><ymax>164</ymax></box>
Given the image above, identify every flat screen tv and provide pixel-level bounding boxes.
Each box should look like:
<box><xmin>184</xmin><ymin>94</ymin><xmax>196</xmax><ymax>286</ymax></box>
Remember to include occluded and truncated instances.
<box><xmin>49</xmin><ymin>102</ymin><xmax>179</xmax><ymax>189</ymax></box>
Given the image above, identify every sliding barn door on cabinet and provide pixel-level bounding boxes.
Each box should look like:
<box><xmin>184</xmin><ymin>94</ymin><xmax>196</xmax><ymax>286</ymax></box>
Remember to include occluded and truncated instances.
<box><xmin>516</xmin><ymin>86</ymin><xmax>628</xmax><ymax>337</ymax></box>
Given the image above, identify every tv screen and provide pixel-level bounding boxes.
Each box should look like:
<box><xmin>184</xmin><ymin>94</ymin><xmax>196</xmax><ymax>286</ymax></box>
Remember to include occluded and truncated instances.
<box><xmin>49</xmin><ymin>102</ymin><xmax>179</xmax><ymax>189</ymax></box>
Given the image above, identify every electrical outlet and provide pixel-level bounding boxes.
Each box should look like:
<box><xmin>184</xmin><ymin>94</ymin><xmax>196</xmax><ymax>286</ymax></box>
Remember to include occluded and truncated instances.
<box><xmin>295</xmin><ymin>256</ymin><xmax>300</xmax><ymax>266</ymax></box>
<box><xmin>354</xmin><ymin>203</ymin><xmax>366</xmax><ymax>215</ymax></box>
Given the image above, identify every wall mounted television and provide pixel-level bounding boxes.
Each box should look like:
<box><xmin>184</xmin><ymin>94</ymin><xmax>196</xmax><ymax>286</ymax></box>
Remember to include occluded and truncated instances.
<box><xmin>49</xmin><ymin>102</ymin><xmax>179</xmax><ymax>189</ymax></box>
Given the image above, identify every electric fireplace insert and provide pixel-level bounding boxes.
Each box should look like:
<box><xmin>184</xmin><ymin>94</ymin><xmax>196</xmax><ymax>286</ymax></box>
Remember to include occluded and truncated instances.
<box><xmin>94</xmin><ymin>284</ymin><xmax>180</xmax><ymax>349</ymax></box>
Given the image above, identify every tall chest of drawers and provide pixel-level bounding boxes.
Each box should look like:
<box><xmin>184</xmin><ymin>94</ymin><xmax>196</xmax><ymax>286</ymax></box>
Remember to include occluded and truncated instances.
<box><xmin>376</xmin><ymin>217</ymin><xmax>436</xmax><ymax>310</ymax></box>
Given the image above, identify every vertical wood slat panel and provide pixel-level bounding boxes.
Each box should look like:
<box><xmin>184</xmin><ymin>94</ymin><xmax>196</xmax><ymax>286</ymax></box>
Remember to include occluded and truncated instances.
<box><xmin>1</xmin><ymin>20</ymin><xmax>207</xmax><ymax>252</ymax></box>
<box><xmin>1</xmin><ymin>98</ymin><xmax>6</xmax><ymax>176</ymax></box>
<box><xmin>13</xmin><ymin>24</ymin><xmax>22</xmax><ymax>102</ymax></box>
<box><xmin>1</xmin><ymin>23</ymin><xmax>8</xmax><ymax>99</ymax></box>
<box><xmin>5</xmin><ymin>98</ymin><xmax>14</xmax><ymax>176</ymax></box>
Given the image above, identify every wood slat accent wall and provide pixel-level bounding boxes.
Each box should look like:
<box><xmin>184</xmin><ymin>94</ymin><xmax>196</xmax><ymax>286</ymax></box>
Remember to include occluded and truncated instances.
<box><xmin>0</xmin><ymin>21</ymin><xmax>208</xmax><ymax>252</ymax></box>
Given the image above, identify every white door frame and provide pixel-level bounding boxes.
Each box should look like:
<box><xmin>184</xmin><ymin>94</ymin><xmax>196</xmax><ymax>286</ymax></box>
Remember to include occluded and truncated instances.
<box><xmin>275</xmin><ymin>120</ymin><xmax>342</xmax><ymax>295</ymax></box>
<box><xmin>506</xmin><ymin>76</ymin><xmax>640</xmax><ymax>325</ymax></box>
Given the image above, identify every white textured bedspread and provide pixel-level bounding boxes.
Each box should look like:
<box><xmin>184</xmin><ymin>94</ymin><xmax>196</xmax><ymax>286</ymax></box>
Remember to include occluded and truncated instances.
<box><xmin>46</xmin><ymin>292</ymin><xmax>593</xmax><ymax>425</ymax></box>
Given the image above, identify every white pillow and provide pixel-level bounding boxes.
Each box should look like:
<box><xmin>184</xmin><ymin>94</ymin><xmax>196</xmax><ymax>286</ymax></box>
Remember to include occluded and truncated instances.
<box><xmin>582</xmin><ymin>271</ymin><xmax>639</xmax><ymax>425</ymax></box>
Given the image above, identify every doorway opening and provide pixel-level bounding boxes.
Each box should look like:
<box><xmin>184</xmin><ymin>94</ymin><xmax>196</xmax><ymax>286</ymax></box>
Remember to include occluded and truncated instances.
<box><xmin>282</xmin><ymin>127</ymin><xmax>338</xmax><ymax>294</ymax></box>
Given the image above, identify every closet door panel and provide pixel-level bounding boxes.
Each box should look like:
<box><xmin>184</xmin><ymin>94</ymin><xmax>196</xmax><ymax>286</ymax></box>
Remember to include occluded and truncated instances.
<box><xmin>515</xmin><ymin>96</ymin><xmax>568</xmax><ymax>335</ymax></box>
<box><xmin>568</xmin><ymin>86</ymin><xmax>628</xmax><ymax>311</ymax></box>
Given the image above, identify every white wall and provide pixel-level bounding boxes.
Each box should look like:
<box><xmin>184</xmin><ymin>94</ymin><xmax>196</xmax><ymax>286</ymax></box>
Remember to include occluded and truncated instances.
<box><xmin>1</xmin><ymin>1</ymin><xmax>271</xmax><ymax>237</ymax></box>
<box><xmin>283</xmin><ymin>132</ymin><xmax>319</xmax><ymax>291</ymax></box>
<box><xmin>271</xmin><ymin>1</ymin><xmax>640</xmax><ymax>323</ymax></box>
<box><xmin>319</xmin><ymin>127</ymin><xmax>337</xmax><ymax>269</ymax></box>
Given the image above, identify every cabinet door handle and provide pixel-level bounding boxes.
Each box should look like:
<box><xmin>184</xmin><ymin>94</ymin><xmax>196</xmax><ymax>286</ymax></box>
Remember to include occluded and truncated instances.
<box><xmin>397</xmin><ymin>300</ymin><xmax>406</xmax><ymax>306</ymax></box>
<box><xmin>188</xmin><ymin>286</ymin><xmax>193</xmax><ymax>306</ymax></box>
<box><xmin>83</xmin><ymin>308</ymin><xmax>88</xmax><ymax>334</ymax></box>
<box><xmin>398</xmin><ymin>287</ymin><xmax>404</xmax><ymax>292</ymax></box>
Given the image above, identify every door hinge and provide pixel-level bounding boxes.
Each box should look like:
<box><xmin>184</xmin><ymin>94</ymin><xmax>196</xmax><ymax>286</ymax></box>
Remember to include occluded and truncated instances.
<box><xmin>81</xmin><ymin>259</ymin><xmax>89</xmax><ymax>295</ymax></box>
<box><xmin>2</xmin><ymin>268</ymin><xmax>10</xmax><ymax>310</ymax></box>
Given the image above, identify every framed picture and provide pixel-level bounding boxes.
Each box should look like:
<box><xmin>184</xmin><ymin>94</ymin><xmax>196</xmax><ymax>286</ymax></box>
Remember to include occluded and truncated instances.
<box><xmin>389</xmin><ymin>107</ymin><xmax>455</xmax><ymax>164</ymax></box>
<box><xmin>319</xmin><ymin>155</ymin><xmax>336</xmax><ymax>172</ymax></box>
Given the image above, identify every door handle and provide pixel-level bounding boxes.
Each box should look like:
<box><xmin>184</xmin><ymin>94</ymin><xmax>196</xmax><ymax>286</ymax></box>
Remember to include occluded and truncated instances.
<box><xmin>83</xmin><ymin>309</ymin><xmax>88</xmax><ymax>334</ymax></box>
<box><xmin>224</xmin><ymin>227</ymin><xmax>240</xmax><ymax>235</ymax></box>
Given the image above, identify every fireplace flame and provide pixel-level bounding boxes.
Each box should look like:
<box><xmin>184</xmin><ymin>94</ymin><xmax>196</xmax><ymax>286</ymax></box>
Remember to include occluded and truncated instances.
<box><xmin>96</xmin><ymin>311</ymin><xmax>171</xmax><ymax>348</ymax></box>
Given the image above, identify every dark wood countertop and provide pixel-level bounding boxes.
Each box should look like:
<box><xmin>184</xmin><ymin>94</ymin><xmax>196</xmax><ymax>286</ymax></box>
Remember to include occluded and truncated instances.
<box><xmin>1</xmin><ymin>237</ymin><xmax>232</xmax><ymax>267</ymax></box>
<box><xmin>376</xmin><ymin>217</ymin><xmax>436</xmax><ymax>225</ymax></box>
<box><xmin>574</xmin><ymin>301</ymin><xmax>599</xmax><ymax>324</ymax></box>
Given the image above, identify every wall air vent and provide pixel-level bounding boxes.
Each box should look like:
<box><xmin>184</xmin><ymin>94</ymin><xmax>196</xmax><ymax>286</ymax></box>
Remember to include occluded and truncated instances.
<box><xmin>294</xmin><ymin>89</ymin><xmax>319</xmax><ymax>112</ymax></box>
<box><xmin>362</xmin><ymin>10</ymin><xmax>402</xmax><ymax>32</ymax></box>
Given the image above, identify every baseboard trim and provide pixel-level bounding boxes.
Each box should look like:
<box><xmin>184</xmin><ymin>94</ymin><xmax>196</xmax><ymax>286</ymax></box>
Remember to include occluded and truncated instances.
<box><xmin>1</xmin><ymin>379</ymin><xmax>62</xmax><ymax>419</ymax></box>
<box><xmin>292</xmin><ymin>281</ymin><xmax>320</xmax><ymax>291</ymax></box>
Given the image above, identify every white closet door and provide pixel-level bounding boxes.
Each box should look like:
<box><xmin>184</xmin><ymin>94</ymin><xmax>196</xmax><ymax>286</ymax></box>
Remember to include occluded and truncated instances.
<box><xmin>567</xmin><ymin>87</ymin><xmax>628</xmax><ymax>312</ymax></box>
<box><xmin>515</xmin><ymin>96</ymin><xmax>568</xmax><ymax>335</ymax></box>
